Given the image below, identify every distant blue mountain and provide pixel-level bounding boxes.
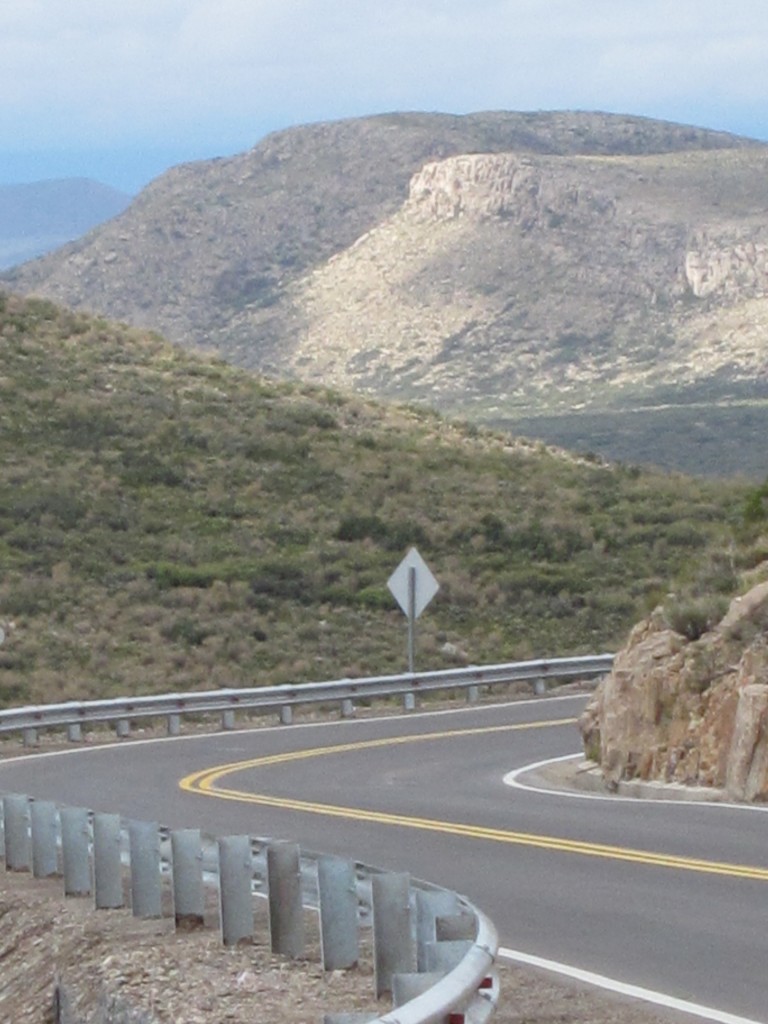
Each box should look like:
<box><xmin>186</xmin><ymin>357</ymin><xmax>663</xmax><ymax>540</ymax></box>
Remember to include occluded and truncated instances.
<box><xmin>0</xmin><ymin>178</ymin><xmax>131</xmax><ymax>269</ymax></box>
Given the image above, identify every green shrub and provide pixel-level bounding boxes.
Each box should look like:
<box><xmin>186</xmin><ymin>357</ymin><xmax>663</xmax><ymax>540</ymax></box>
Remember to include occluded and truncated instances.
<box><xmin>2</xmin><ymin>578</ymin><xmax>53</xmax><ymax>615</ymax></box>
<box><xmin>479</xmin><ymin>513</ymin><xmax>510</xmax><ymax>550</ymax></box>
<box><xmin>250</xmin><ymin>561</ymin><xmax>313</xmax><ymax>603</ymax></box>
<box><xmin>24</xmin><ymin>297</ymin><xmax>58</xmax><ymax>321</ymax></box>
<box><xmin>0</xmin><ymin>681</ymin><xmax>30</xmax><ymax>709</ymax></box>
<box><xmin>9</xmin><ymin>489</ymin><xmax>86</xmax><ymax>530</ymax></box>
<box><xmin>148</xmin><ymin>563</ymin><xmax>218</xmax><ymax>589</ymax></box>
<box><xmin>120</xmin><ymin>451</ymin><xmax>186</xmax><ymax>488</ymax></box>
<box><xmin>383</xmin><ymin>520</ymin><xmax>429</xmax><ymax>552</ymax></box>
<box><xmin>743</xmin><ymin>480</ymin><xmax>768</xmax><ymax>525</ymax></box>
<box><xmin>664</xmin><ymin>596</ymin><xmax>728</xmax><ymax>641</ymax></box>
<box><xmin>736</xmin><ymin>540</ymin><xmax>768</xmax><ymax>570</ymax></box>
<box><xmin>507</xmin><ymin>523</ymin><xmax>558</xmax><ymax>560</ymax></box>
<box><xmin>335</xmin><ymin>515</ymin><xmax>427</xmax><ymax>551</ymax></box>
<box><xmin>664</xmin><ymin>522</ymin><xmax>707</xmax><ymax>548</ymax></box>
<box><xmin>356</xmin><ymin>586</ymin><xmax>394</xmax><ymax>610</ymax></box>
<box><xmin>336</xmin><ymin>515</ymin><xmax>387</xmax><ymax>542</ymax></box>
<box><xmin>692</xmin><ymin>552</ymin><xmax>738</xmax><ymax>595</ymax></box>
<box><xmin>161</xmin><ymin>617</ymin><xmax>210</xmax><ymax>646</ymax></box>
<box><xmin>266</xmin><ymin>403</ymin><xmax>338</xmax><ymax>434</ymax></box>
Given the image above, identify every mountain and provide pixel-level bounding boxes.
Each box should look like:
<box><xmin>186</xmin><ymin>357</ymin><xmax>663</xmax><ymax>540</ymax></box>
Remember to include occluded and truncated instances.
<box><xmin>0</xmin><ymin>178</ymin><xmax>131</xmax><ymax>269</ymax></box>
<box><xmin>0</xmin><ymin>292</ymin><xmax>747</xmax><ymax>706</ymax></box>
<box><xmin>4</xmin><ymin>111</ymin><xmax>768</xmax><ymax>475</ymax></box>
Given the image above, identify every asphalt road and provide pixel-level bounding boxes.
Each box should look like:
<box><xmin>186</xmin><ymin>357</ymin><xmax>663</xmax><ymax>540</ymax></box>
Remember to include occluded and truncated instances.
<box><xmin>1</xmin><ymin>693</ymin><xmax>766</xmax><ymax>1022</ymax></box>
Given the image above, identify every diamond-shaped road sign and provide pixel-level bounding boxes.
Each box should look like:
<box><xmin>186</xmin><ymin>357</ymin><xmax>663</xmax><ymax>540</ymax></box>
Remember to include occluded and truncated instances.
<box><xmin>387</xmin><ymin>547</ymin><xmax>439</xmax><ymax>619</ymax></box>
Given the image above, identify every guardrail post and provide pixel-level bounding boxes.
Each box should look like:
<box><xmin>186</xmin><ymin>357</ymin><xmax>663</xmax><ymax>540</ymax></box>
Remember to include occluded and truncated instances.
<box><xmin>66</xmin><ymin>722</ymin><xmax>82</xmax><ymax>742</ymax></box>
<box><xmin>268</xmin><ymin>841</ymin><xmax>304</xmax><ymax>958</ymax></box>
<box><xmin>467</xmin><ymin>684</ymin><xmax>479</xmax><ymax>704</ymax></box>
<box><xmin>341</xmin><ymin>698</ymin><xmax>355</xmax><ymax>718</ymax></box>
<box><xmin>61</xmin><ymin>807</ymin><xmax>91</xmax><ymax>896</ymax></box>
<box><xmin>22</xmin><ymin>727</ymin><xmax>38</xmax><ymax>747</ymax></box>
<box><xmin>533</xmin><ymin>677</ymin><xmax>546</xmax><ymax>695</ymax></box>
<box><xmin>279</xmin><ymin>705</ymin><xmax>293</xmax><ymax>726</ymax></box>
<box><xmin>221</xmin><ymin>710</ymin><xmax>235</xmax><ymax>731</ymax></box>
<box><xmin>218</xmin><ymin>835</ymin><xmax>254</xmax><ymax>945</ymax></box>
<box><xmin>436</xmin><ymin>913</ymin><xmax>477</xmax><ymax>941</ymax></box>
<box><xmin>318</xmin><ymin>855</ymin><xmax>359</xmax><ymax>970</ymax></box>
<box><xmin>171</xmin><ymin>828</ymin><xmax>204</xmax><ymax>929</ymax></box>
<box><xmin>129</xmin><ymin>820</ymin><xmax>162</xmax><ymax>918</ymax></box>
<box><xmin>3</xmin><ymin>794</ymin><xmax>31</xmax><ymax>871</ymax></box>
<box><xmin>115</xmin><ymin>719</ymin><xmax>130</xmax><ymax>738</ymax></box>
<box><xmin>416</xmin><ymin>889</ymin><xmax>459</xmax><ymax>971</ymax></box>
<box><xmin>31</xmin><ymin>800</ymin><xmax>59</xmax><ymax>878</ymax></box>
<box><xmin>403</xmin><ymin>693</ymin><xmax>416</xmax><ymax>712</ymax></box>
<box><xmin>424</xmin><ymin>938</ymin><xmax>472</xmax><ymax>972</ymax></box>
<box><xmin>392</xmin><ymin>972</ymin><xmax>445</xmax><ymax>1007</ymax></box>
<box><xmin>93</xmin><ymin>813</ymin><xmax>124</xmax><ymax>909</ymax></box>
<box><xmin>372</xmin><ymin>872</ymin><xmax>413</xmax><ymax>998</ymax></box>
<box><xmin>167</xmin><ymin>713</ymin><xmax>181</xmax><ymax>737</ymax></box>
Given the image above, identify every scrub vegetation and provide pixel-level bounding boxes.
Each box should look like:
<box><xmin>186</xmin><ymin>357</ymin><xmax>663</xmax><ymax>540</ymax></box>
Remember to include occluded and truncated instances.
<box><xmin>0</xmin><ymin>292</ymin><xmax>751</xmax><ymax>708</ymax></box>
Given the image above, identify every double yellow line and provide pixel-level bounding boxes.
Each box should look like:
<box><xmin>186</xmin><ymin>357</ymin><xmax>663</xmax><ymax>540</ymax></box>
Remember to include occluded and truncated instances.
<box><xmin>179</xmin><ymin>719</ymin><xmax>768</xmax><ymax>882</ymax></box>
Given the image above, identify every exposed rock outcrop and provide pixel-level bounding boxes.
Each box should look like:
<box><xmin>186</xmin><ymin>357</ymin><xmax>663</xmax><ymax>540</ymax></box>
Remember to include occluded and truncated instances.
<box><xmin>685</xmin><ymin>236</ymin><xmax>768</xmax><ymax>298</ymax></box>
<box><xmin>407</xmin><ymin>153</ymin><xmax>616</xmax><ymax>226</ymax></box>
<box><xmin>580</xmin><ymin>579</ymin><xmax>768</xmax><ymax>801</ymax></box>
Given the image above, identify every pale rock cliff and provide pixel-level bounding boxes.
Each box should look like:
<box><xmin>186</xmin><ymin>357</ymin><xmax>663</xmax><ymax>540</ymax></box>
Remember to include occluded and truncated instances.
<box><xmin>407</xmin><ymin>153</ymin><xmax>616</xmax><ymax>225</ymax></box>
<box><xmin>411</xmin><ymin>155</ymin><xmax>768</xmax><ymax>303</ymax></box>
<box><xmin>685</xmin><ymin>237</ymin><xmax>768</xmax><ymax>298</ymax></box>
<box><xmin>580</xmin><ymin>579</ymin><xmax>768</xmax><ymax>801</ymax></box>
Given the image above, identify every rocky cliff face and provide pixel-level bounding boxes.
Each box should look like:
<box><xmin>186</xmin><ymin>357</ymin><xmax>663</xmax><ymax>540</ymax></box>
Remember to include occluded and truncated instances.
<box><xmin>684</xmin><ymin>237</ymin><xmax>768</xmax><ymax>298</ymax></box>
<box><xmin>256</xmin><ymin>144</ymin><xmax>768</xmax><ymax>416</ymax></box>
<box><xmin>411</xmin><ymin>154</ymin><xmax>768</xmax><ymax>302</ymax></box>
<box><xmin>407</xmin><ymin>153</ymin><xmax>617</xmax><ymax>226</ymax></box>
<box><xmin>580</xmin><ymin>579</ymin><xmax>768</xmax><ymax>801</ymax></box>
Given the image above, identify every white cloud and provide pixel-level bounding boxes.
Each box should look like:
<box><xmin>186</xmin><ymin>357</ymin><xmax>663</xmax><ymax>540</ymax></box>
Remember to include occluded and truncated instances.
<box><xmin>2</xmin><ymin>0</ymin><xmax>768</xmax><ymax>155</ymax></box>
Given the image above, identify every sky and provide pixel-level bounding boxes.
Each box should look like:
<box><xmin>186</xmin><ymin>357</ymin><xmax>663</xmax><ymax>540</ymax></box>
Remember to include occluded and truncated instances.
<box><xmin>2</xmin><ymin>0</ymin><xmax>768</xmax><ymax>195</ymax></box>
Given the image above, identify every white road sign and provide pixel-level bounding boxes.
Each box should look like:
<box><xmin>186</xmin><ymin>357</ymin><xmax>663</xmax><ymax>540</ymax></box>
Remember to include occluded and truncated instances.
<box><xmin>387</xmin><ymin>547</ymin><xmax>439</xmax><ymax>619</ymax></box>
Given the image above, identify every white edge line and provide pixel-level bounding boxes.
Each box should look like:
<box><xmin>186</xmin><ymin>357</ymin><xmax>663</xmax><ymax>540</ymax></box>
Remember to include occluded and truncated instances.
<box><xmin>0</xmin><ymin>692</ymin><xmax>587</xmax><ymax>767</ymax></box>
<box><xmin>499</xmin><ymin>947</ymin><xmax>765</xmax><ymax>1024</ymax></box>
<box><xmin>504</xmin><ymin>753</ymin><xmax>768</xmax><ymax>814</ymax></box>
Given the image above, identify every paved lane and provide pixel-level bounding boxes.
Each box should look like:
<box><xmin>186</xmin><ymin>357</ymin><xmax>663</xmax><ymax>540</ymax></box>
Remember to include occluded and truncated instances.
<box><xmin>1</xmin><ymin>694</ymin><xmax>766</xmax><ymax>1021</ymax></box>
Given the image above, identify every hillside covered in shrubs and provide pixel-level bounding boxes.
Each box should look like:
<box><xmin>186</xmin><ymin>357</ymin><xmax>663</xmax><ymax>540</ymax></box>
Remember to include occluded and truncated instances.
<box><xmin>0</xmin><ymin>292</ymin><xmax>754</xmax><ymax>707</ymax></box>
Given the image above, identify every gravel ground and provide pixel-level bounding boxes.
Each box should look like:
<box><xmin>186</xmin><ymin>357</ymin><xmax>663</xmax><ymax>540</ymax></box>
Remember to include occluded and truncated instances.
<box><xmin>0</xmin><ymin>845</ymin><xmax>683</xmax><ymax>1024</ymax></box>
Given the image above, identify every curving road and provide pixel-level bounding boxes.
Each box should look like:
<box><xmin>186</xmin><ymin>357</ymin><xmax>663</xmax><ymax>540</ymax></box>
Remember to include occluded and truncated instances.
<box><xmin>1</xmin><ymin>693</ymin><xmax>766</xmax><ymax>1022</ymax></box>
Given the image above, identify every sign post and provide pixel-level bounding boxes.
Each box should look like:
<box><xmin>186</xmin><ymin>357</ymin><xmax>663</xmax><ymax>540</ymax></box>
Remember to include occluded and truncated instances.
<box><xmin>387</xmin><ymin>548</ymin><xmax>439</xmax><ymax>672</ymax></box>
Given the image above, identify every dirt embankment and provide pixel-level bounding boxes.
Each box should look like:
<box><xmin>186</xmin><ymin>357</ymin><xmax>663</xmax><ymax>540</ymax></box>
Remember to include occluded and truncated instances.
<box><xmin>0</xmin><ymin>867</ymin><xmax>676</xmax><ymax>1024</ymax></box>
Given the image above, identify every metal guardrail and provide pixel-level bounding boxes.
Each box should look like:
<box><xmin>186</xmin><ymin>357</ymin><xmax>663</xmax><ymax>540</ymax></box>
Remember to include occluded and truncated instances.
<box><xmin>0</xmin><ymin>655</ymin><xmax>614</xmax><ymax>1019</ymax></box>
<box><xmin>0</xmin><ymin>655</ymin><xmax>615</xmax><ymax>741</ymax></box>
<box><xmin>376</xmin><ymin>905</ymin><xmax>498</xmax><ymax>1024</ymax></box>
<box><xmin>1</xmin><ymin>793</ymin><xmax>499</xmax><ymax>1023</ymax></box>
